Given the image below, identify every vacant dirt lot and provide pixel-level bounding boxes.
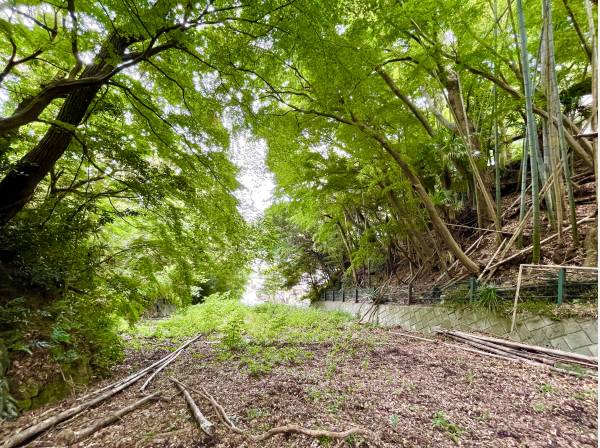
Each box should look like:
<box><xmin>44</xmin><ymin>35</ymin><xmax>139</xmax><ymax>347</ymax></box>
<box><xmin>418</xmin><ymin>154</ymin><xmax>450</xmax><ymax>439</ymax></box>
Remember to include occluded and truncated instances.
<box><xmin>2</xmin><ymin>328</ymin><xmax>597</xmax><ymax>447</ymax></box>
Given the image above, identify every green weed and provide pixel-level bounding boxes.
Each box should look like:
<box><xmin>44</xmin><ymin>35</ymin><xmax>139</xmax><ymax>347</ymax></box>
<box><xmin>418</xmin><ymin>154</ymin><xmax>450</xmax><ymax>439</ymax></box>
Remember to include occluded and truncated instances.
<box><xmin>464</xmin><ymin>370</ymin><xmax>476</xmax><ymax>385</ymax></box>
<box><xmin>573</xmin><ymin>389</ymin><xmax>597</xmax><ymax>400</ymax></box>
<box><xmin>246</xmin><ymin>407</ymin><xmax>270</xmax><ymax>419</ymax></box>
<box><xmin>537</xmin><ymin>383</ymin><xmax>554</xmax><ymax>395</ymax></box>
<box><xmin>432</xmin><ymin>411</ymin><xmax>465</xmax><ymax>444</ymax></box>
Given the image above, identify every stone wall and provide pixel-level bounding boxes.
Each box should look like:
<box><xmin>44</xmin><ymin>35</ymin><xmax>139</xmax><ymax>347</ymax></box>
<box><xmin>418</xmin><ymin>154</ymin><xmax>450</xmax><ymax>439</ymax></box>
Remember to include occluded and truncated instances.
<box><xmin>314</xmin><ymin>301</ymin><xmax>598</xmax><ymax>357</ymax></box>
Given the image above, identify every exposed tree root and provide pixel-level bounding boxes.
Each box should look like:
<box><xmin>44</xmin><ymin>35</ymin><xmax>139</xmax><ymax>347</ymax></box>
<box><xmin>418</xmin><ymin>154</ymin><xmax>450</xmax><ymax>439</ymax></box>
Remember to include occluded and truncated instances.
<box><xmin>169</xmin><ymin>377</ymin><xmax>374</xmax><ymax>443</ymax></box>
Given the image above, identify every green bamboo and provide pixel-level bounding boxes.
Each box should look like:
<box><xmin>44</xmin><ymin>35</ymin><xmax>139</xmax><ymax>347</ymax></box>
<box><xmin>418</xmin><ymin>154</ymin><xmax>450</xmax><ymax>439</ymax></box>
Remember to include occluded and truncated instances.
<box><xmin>493</xmin><ymin>0</ymin><xmax>502</xmax><ymax>239</ymax></box>
<box><xmin>518</xmin><ymin>130</ymin><xmax>529</xmax><ymax>249</ymax></box>
<box><xmin>543</xmin><ymin>0</ymin><xmax>579</xmax><ymax>245</ymax></box>
<box><xmin>516</xmin><ymin>0</ymin><xmax>541</xmax><ymax>263</ymax></box>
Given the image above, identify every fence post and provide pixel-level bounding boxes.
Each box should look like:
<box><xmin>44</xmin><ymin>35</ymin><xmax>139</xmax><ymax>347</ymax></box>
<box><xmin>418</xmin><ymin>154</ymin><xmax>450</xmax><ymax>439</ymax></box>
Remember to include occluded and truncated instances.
<box><xmin>557</xmin><ymin>267</ymin><xmax>566</xmax><ymax>305</ymax></box>
<box><xmin>355</xmin><ymin>288</ymin><xmax>358</xmax><ymax>303</ymax></box>
<box><xmin>341</xmin><ymin>285</ymin><xmax>345</xmax><ymax>302</ymax></box>
<box><xmin>469</xmin><ymin>277</ymin><xmax>477</xmax><ymax>302</ymax></box>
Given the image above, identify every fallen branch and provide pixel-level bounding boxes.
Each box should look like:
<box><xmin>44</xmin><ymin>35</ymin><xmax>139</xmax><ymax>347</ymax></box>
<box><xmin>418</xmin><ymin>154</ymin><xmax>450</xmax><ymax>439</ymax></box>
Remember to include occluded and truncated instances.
<box><xmin>169</xmin><ymin>378</ymin><xmax>373</xmax><ymax>443</ymax></box>
<box><xmin>172</xmin><ymin>379</ymin><xmax>214</xmax><ymax>437</ymax></box>
<box><xmin>57</xmin><ymin>392</ymin><xmax>162</xmax><ymax>444</ymax></box>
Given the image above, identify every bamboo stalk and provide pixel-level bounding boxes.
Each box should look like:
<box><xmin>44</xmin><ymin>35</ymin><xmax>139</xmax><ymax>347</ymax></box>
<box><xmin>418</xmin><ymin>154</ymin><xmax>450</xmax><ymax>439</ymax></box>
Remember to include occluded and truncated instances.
<box><xmin>77</xmin><ymin>334</ymin><xmax>204</xmax><ymax>402</ymax></box>
<box><xmin>140</xmin><ymin>349</ymin><xmax>183</xmax><ymax>392</ymax></box>
<box><xmin>510</xmin><ymin>264</ymin><xmax>524</xmax><ymax>333</ymax></box>
<box><xmin>516</xmin><ymin>0</ymin><xmax>541</xmax><ymax>262</ymax></box>
<box><xmin>62</xmin><ymin>392</ymin><xmax>162</xmax><ymax>444</ymax></box>
<box><xmin>441</xmin><ymin>331</ymin><xmax>597</xmax><ymax>377</ymax></box>
<box><xmin>477</xmin><ymin>238</ymin><xmax>506</xmax><ymax>281</ymax></box>
<box><xmin>450</xmin><ymin>330</ymin><xmax>598</xmax><ymax>364</ymax></box>
<box><xmin>3</xmin><ymin>367</ymin><xmax>150</xmax><ymax>448</ymax></box>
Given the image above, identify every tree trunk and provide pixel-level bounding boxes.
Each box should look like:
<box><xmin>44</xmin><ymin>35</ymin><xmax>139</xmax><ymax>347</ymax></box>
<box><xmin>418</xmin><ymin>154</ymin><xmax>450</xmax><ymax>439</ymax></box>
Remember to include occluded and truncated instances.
<box><xmin>442</xmin><ymin>70</ymin><xmax>500</xmax><ymax>232</ymax></box>
<box><xmin>0</xmin><ymin>33</ymin><xmax>131</xmax><ymax>225</ymax></box>
<box><xmin>354</xmin><ymin>121</ymin><xmax>480</xmax><ymax>274</ymax></box>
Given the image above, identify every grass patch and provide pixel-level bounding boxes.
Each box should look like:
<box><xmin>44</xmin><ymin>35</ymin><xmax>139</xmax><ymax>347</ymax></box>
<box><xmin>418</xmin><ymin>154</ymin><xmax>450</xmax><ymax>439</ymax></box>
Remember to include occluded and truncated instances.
<box><xmin>123</xmin><ymin>293</ymin><xmax>356</xmax><ymax>376</ymax></box>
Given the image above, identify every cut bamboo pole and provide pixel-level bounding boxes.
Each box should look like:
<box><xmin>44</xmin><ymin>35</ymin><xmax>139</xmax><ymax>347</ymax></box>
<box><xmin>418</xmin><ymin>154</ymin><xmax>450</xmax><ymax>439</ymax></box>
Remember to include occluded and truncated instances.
<box><xmin>77</xmin><ymin>334</ymin><xmax>203</xmax><ymax>401</ymax></box>
<box><xmin>3</xmin><ymin>368</ymin><xmax>150</xmax><ymax>448</ymax></box>
<box><xmin>450</xmin><ymin>330</ymin><xmax>598</xmax><ymax>364</ymax></box>
<box><xmin>3</xmin><ymin>335</ymin><xmax>205</xmax><ymax>448</ymax></box>
<box><xmin>61</xmin><ymin>392</ymin><xmax>162</xmax><ymax>444</ymax></box>
<box><xmin>389</xmin><ymin>331</ymin><xmax>512</xmax><ymax>360</ymax></box>
<box><xmin>173</xmin><ymin>380</ymin><xmax>215</xmax><ymax>437</ymax></box>
<box><xmin>440</xmin><ymin>330</ymin><xmax>597</xmax><ymax>377</ymax></box>
<box><xmin>510</xmin><ymin>264</ymin><xmax>524</xmax><ymax>333</ymax></box>
<box><xmin>140</xmin><ymin>349</ymin><xmax>183</xmax><ymax>392</ymax></box>
<box><xmin>477</xmin><ymin>238</ymin><xmax>506</xmax><ymax>281</ymax></box>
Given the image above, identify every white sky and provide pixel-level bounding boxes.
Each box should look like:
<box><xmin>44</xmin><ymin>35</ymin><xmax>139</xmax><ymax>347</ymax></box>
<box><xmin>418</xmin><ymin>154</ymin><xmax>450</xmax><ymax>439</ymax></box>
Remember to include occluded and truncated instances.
<box><xmin>230</xmin><ymin>130</ymin><xmax>274</xmax><ymax>221</ymax></box>
<box><xmin>230</xmin><ymin>130</ymin><xmax>275</xmax><ymax>304</ymax></box>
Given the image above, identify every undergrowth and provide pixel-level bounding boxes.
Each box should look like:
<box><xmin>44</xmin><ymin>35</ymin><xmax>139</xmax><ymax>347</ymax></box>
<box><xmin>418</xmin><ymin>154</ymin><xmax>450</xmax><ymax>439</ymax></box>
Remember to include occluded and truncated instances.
<box><xmin>124</xmin><ymin>293</ymin><xmax>355</xmax><ymax>376</ymax></box>
<box><xmin>443</xmin><ymin>284</ymin><xmax>597</xmax><ymax>320</ymax></box>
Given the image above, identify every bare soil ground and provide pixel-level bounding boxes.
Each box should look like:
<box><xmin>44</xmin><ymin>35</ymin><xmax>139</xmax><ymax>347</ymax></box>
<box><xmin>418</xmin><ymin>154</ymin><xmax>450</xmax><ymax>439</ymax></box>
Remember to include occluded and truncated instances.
<box><xmin>1</xmin><ymin>327</ymin><xmax>597</xmax><ymax>448</ymax></box>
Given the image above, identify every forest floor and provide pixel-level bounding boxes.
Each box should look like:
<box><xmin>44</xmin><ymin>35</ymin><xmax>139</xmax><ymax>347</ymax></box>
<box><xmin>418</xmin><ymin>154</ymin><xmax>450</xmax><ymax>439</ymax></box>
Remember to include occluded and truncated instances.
<box><xmin>2</xmin><ymin>322</ymin><xmax>597</xmax><ymax>448</ymax></box>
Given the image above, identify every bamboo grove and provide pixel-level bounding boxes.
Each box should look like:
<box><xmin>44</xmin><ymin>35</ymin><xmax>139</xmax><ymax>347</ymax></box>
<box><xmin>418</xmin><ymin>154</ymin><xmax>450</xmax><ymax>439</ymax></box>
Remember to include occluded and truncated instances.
<box><xmin>254</xmin><ymin>0</ymin><xmax>597</xmax><ymax>289</ymax></box>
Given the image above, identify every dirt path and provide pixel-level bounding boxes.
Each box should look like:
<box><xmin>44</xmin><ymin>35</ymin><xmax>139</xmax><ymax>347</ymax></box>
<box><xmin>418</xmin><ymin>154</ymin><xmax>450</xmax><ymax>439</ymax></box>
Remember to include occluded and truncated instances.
<box><xmin>1</xmin><ymin>328</ymin><xmax>597</xmax><ymax>447</ymax></box>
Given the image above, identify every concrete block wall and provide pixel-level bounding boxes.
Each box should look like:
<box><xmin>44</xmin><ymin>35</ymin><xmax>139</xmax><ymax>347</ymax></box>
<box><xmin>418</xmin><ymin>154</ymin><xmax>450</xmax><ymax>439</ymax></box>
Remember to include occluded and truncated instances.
<box><xmin>314</xmin><ymin>301</ymin><xmax>598</xmax><ymax>357</ymax></box>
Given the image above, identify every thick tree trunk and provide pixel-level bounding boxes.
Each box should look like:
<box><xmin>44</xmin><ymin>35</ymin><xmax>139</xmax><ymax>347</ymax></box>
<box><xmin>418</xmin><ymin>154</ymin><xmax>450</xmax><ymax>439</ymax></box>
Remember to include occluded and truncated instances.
<box><xmin>0</xmin><ymin>33</ymin><xmax>131</xmax><ymax>225</ymax></box>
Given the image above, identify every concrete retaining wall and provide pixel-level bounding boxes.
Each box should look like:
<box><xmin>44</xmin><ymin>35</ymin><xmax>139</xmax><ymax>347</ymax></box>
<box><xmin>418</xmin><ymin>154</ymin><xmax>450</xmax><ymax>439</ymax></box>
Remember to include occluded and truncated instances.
<box><xmin>314</xmin><ymin>301</ymin><xmax>598</xmax><ymax>357</ymax></box>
